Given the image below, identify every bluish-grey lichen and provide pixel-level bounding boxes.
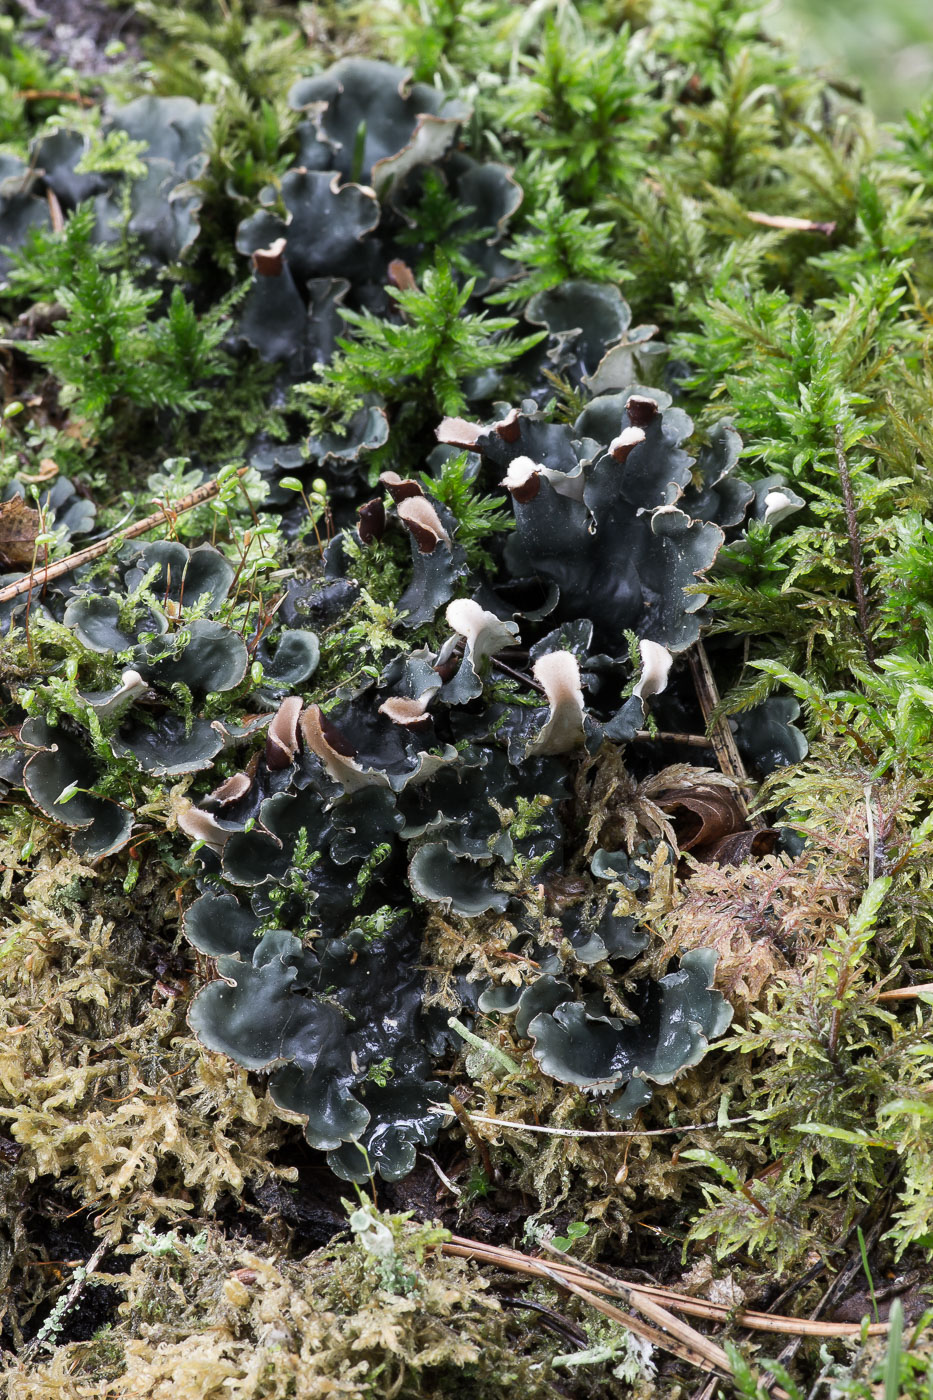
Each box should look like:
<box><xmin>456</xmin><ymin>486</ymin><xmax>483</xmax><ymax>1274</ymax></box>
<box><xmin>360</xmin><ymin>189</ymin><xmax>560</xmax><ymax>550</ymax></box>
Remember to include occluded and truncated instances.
<box><xmin>21</xmin><ymin>716</ymin><xmax>134</xmax><ymax>859</ymax></box>
<box><xmin>438</xmin><ymin>389</ymin><xmax>727</xmax><ymax>650</ymax></box>
<box><xmin>0</xmin><ymin>58</ymin><xmax>801</xmax><ymax>1188</ymax></box>
<box><xmin>175</xmin><ymin>579</ymin><xmax>739</xmax><ymax>1178</ymax></box>
<box><xmin>6</xmin><ymin>535</ymin><xmax>320</xmax><ymax>846</ymax></box>
<box><xmin>187</xmin><ymin>909</ymin><xmax>446</xmax><ymax>1181</ymax></box>
<box><xmin>228</xmin><ymin>56</ymin><xmax>526</xmax><ymax>403</ymax></box>
<box><xmin>1</xmin><ymin>98</ymin><xmax>213</xmax><ymax>278</ymax></box>
<box><xmin>524</xmin><ymin>949</ymin><xmax>732</xmax><ymax>1115</ymax></box>
<box><xmin>288</xmin><ymin>59</ymin><xmax>470</xmax><ymax>194</ymax></box>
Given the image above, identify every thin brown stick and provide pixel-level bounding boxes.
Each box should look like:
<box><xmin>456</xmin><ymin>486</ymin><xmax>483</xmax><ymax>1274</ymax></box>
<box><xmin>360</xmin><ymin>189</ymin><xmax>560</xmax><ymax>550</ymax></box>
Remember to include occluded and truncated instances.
<box><xmin>876</xmin><ymin>981</ymin><xmax>933</xmax><ymax>1002</ymax></box>
<box><xmin>535</xmin><ymin>1256</ymin><xmax>734</xmax><ymax>1379</ymax></box>
<box><xmin>534</xmin><ymin>1232</ymin><xmax>734</xmax><ymax>1373</ymax></box>
<box><xmin>688</xmin><ymin>1376</ymin><xmax>719</xmax><ymax>1400</ymax></box>
<box><xmin>559</xmin><ymin>1270</ymin><xmax>726</xmax><ymax>1371</ymax></box>
<box><xmin>446</xmin><ymin>1097</ymin><xmax>494</xmax><ymax>1182</ymax></box>
<box><xmin>634</xmin><ymin>729</ymin><xmax>717</xmax><ymax>749</ymax></box>
<box><xmin>0</xmin><ymin>469</ymin><xmax>246</xmax><ymax>606</ymax></box>
<box><xmin>46</xmin><ymin>188</ymin><xmax>64</xmax><ymax>234</ymax></box>
<box><xmin>833</xmin><ymin>423</ymin><xmax>875</xmax><ymax>664</ymax></box>
<box><xmin>16</xmin><ymin>88</ymin><xmax>96</xmax><ymax>107</ymax></box>
<box><xmin>618</xmin><ymin>1283</ymin><xmax>887</xmax><ymax>1337</ymax></box>
<box><xmin>433</xmin><ymin>1106</ymin><xmax>753</xmax><ymax>1137</ymax></box>
<box><xmin>746</xmin><ymin>210</ymin><xmax>836</xmax><ymax>236</ymax></box>
<box><xmin>475</xmin><ymin>1230</ymin><xmax>735</xmax><ymax>1379</ymax></box>
<box><xmin>441</xmin><ymin>1236</ymin><xmax>890</xmax><ymax>1339</ymax></box>
<box><xmin>491</xmin><ymin>657</ymin><xmax>545</xmax><ymax>692</ymax></box>
<box><xmin>21</xmin><ymin>1236</ymin><xmax>111</xmax><ymax>1363</ymax></box>
<box><xmin>688</xmin><ymin>641</ymin><xmax>765</xmax><ymax>828</ymax></box>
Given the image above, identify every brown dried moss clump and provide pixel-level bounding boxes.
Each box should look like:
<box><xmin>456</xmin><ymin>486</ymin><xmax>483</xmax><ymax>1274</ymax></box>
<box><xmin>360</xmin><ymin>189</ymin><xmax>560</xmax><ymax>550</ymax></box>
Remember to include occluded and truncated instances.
<box><xmin>655</xmin><ymin>849</ymin><xmax>860</xmax><ymax>1012</ymax></box>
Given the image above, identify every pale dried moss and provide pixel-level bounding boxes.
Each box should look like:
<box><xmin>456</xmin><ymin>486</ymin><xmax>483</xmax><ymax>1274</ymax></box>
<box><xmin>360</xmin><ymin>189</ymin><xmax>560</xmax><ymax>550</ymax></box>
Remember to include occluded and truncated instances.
<box><xmin>0</xmin><ymin>1224</ymin><xmax>563</xmax><ymax>1400</ymax></box>
<box><xmin>462</xmin><ymin>1045</ymin><xmax>741</xmax><ymax>1246</ymax></box>
<box><xmin>653</xmin><ymin>850</ymin><xmax>860</xmax><ymax>1012</ymax></box>
<box><xmin>0</xmin><ymin>818</ymin><xmax>291</xmax><ymax>1240</ymax></box>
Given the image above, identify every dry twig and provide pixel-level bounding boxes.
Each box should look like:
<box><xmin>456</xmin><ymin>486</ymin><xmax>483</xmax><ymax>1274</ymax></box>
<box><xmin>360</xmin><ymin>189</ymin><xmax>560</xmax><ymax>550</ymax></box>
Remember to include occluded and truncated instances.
<box><xmin>763</xmin><ymin>1213</ymin><xmax>888</xmax><ymax>1388</ymax></box>
<box><xmin>21</xmin><ymin>1237</ymin><xmax>112</xmax><ymax>1363</ymax></box>
<box><xmin>431</xmin><ymin>1107</ymin><xmax>753</xmax><ymax>1137</ymax></box>
<box><xmin>834</xmin><ymin>423</ymin><xmax>875</xmax><ymax>664</ymax></box>
<box><xmin>876</xmin><ymin>982</ymin><xmax>933</xmax><ymax>1002</ymax></box>
<box><xmin>689</xmin><ymin>641</ymin><xmax>765</xmax><ymax>827</ymax></box>
<box><xmin>441</xmin><ymin>1235</ymin><xmax>890</xmax><ymax>1341</ymax></box>
<box><xmin>0</xmin><ymin>469</ymin><xmax>247</xmax><ymax>607</ymax></box>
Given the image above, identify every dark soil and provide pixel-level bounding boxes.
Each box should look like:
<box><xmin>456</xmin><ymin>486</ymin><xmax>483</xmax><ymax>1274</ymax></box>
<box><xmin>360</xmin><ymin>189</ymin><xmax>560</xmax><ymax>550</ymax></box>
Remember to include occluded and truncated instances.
<box><xmin>14</xmin><ymin>0</ymin><xmax>143</xmax><ymax>75</ymax></box>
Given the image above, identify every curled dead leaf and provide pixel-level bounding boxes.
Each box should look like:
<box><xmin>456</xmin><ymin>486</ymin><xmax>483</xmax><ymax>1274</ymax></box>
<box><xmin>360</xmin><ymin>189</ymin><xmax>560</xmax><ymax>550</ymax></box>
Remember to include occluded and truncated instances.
<box><xmin>656</xmin><ymin>783</ymin><xmax>747</xmax><ymax>853</ymax></box>
<box><xmin>697</xmin><ymin>828</ymin><xmax>780</xmax><ymax>866</ymax></box>
<box><xmin>0</xmin><ymin>496</ymin><xmax>43</xmax><ymax>569</ymax></box>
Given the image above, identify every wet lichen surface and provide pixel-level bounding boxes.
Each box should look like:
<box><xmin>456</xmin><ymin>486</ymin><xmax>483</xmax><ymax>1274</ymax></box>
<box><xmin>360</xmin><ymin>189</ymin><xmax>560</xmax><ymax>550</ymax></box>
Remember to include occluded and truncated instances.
<box><xmin>3</xmin><ymin>1</ymin><xmax>933</xmax><ymax>1396</ymax></box>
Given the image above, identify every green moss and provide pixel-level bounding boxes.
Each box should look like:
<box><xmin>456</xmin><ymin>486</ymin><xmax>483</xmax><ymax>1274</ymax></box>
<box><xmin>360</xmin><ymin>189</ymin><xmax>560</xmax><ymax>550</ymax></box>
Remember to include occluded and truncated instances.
<box><xmin>6</xmin><ymin>2</ymin><xmax>933</xmax><ymax>1394</ymax></box>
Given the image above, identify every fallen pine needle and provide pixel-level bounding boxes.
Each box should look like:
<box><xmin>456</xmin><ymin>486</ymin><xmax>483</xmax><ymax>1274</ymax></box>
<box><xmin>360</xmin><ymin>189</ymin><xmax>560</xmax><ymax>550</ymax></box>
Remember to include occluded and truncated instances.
<box><xmin>876</xmin><ymin>982</ymin><xmax>933</xmax><ymax>1002</ymax></box>
<box><xmin>745</xmin><ymin>210</ymin><xmax>836</xmax><ymax>236</ymax></box>
<box><xmin>535</xmin><ymin>1232</ymin><xmax>734</xmax><ymax>1374</ymax></box>
<box><xmin>441</xmin><ymin>1235</ymin><xmax>890</xmax><ymax>1340</ymax></box>
<box><xmin>534</xmin><ymin>1255</ymin><xmax>734</xmax><ymax>1379</ymax></box>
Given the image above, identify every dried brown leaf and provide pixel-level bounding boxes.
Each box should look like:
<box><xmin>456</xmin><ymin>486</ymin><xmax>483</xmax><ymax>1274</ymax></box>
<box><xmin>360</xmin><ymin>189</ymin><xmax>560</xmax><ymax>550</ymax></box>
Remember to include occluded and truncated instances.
<box><xmin>0</xmin><ymin>496</ymin><xmax>42</xmax><ymax>568</ymax></box>
<box><xmin>656</xmin><ymin>782</ymin><xmax>747</xmax><ymax>852</ymax></box>
<box><xmin>697</xmin><ymin>828</ymin><xmax>780</xmax><ymax>865</ymax></box>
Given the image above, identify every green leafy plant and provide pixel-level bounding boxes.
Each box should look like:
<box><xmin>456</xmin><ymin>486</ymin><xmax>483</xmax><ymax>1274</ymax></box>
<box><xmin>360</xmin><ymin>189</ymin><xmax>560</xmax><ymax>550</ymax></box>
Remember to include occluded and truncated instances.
<box><xmin>0</xmin><ymin>13</ymin><xmax>87</xmax><ymax>146</ymax></box>
<box><xmin>29</xmin><ymin>270</ymin><xmax>236</xmax><ymax>427</ymax></box>
<box><xmin>805</xmin><ymin>1300</ymin><xmax>933</xmax><ymax>1400</ymax></box>
<box><xmin>551</xmin><ymin>1220</ymin><xmax>589</xmax><ymax>1252</ymax></box>
<box><xmin>139</xmin><ymin>0</ymin><xmax>305</xmax><ymax>104</ymax></box>
<box><xmin>75</xmin><ymin>128</ymin><xmax>149</xmax><ymax>179</ymax></box>
<box><xmin>396</xmin><ymin>169</ymin><xmax>489</xmax><ymax>280</ymax></box>
<box><xmin>376</xmin><ymin>0</ymin><xmax>514</xmax><ymax>87</ymax></box>
<box><xmin>131</xmin><ymin>1225</ymin><xmax>209</xmax><ymax>1258</ymax></box>
<box><xmin>2</xmin><ymin>202</ymin><xmax>125</xmax><ymax>305</ymax></box>
<box><xmin>489</xmin><ymin>183</ymin><xmax>629</xmax><ymax>305</ymax></box>
<box><xmin>296</xmin><ymin>255</ymin><xmax>544</xmax><ymax>440</ymax></box>
<box><xmin>419</xmin><ymin>451</ymin><xmax>512</xmax><ymax>569</ymax></box>
<box><xmin>507</xmin><ymin>17</ymin><xmax>660</xmax><ymax>205</ymax></box>
<box><xmin>724</xmin><ymin>1340</ymin><xmax>806</xmax><ymax>1400</ymax></box>
<box><xmin>750</xmin><ymin>651</ymin><xmax>933</xmax><ymax>780</ymax></box>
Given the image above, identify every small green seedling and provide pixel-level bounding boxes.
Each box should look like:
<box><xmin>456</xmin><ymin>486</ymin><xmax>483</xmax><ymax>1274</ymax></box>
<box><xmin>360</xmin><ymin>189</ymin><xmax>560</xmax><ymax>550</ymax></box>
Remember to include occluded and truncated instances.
<box><xmin>551</xmin><ymin>1221</ymin><xmax>589</xmax><ymax>1252</ymax></box>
